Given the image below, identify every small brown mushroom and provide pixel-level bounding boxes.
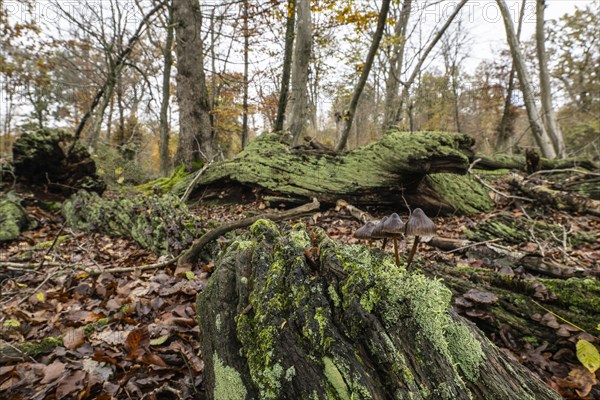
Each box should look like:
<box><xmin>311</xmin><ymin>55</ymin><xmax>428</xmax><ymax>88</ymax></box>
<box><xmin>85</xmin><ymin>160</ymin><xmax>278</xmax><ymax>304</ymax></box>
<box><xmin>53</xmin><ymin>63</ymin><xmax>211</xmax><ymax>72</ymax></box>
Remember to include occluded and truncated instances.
<box><xmin>381</xmin><ymin>213</ymin><xmax>405</xmax><ymax>266</ymax></box>
<box><xmin>371</xmin><ymin>216</ymin><xmax>389</xmax><ymax>249</ymax></box>
<box><xmin>404</xmin><ymin>208</ymin><xmax>436</xmax><ymax>269</ymax></box>
<box><xmin>463</xmin><ymin>289</ymin><xmax>499</xmax><ymax>305</ymax></box>
<box><xmin>353</xmin><ymin>221</ymin><xmax>378</xmax><ymax>247</ymax></box>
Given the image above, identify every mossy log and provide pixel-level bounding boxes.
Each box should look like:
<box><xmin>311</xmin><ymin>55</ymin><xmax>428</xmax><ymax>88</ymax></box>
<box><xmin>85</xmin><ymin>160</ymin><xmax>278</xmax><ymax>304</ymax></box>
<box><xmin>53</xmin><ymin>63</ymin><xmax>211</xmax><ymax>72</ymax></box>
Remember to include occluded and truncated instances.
<box><xmin>62</xmin><ymin>191</ymin><xmax>204</xmax><ymax>255</ymax></box>
<box><xmin>12</xmin><ymin>128</ymin><xmax>105</xmax><ymax>195</ymax></box>
<box><xmin>196</xmin><ymin>220</ymin><xmax>560</xmax><ymax>399</ymax></box>
<box><xmin>0</xmin><ymin>192</ymin><xmax>30</xmax><ymax>243</ymax></box>
<box><xmin>174</xmin><ymin>131</ymin><xmax>494</xmax><ymax>215</ymax></box>
<box><xmin>474</xmin><ymin>154</ymin><xmax>598</xmax><ymax>172</ymax></box>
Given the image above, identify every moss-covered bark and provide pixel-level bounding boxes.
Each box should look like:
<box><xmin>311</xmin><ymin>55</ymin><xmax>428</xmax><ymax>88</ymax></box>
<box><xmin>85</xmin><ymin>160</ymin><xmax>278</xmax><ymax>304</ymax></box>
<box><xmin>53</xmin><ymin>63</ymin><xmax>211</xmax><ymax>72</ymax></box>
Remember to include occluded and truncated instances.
<box><xmin>474</xmin><ymin>154</ymin><xmax>598</xmax><ymax>172</ymax></box>
<box><xmin>174</xmin><ymin>131</ymin><xmax>493</xmax><ymax>215</ymax></box>
<box><xmin>197</xmin><ymin>220</ymin><xmax>560</xmax><ymax>399</ymax></box>
<box><xmin>0</xmin><ymin>192</ymin><xmax>30</xmax><ymax>243</ymax></box>
<box><xmin>62</xmin><ymin>190</ymin><xmax>204</xmax><ymax>255</ymax></box>
<box><xmin>12</xmin><ymin>127</ymin><xmax>105</xmax><ymax>195</ymax></box>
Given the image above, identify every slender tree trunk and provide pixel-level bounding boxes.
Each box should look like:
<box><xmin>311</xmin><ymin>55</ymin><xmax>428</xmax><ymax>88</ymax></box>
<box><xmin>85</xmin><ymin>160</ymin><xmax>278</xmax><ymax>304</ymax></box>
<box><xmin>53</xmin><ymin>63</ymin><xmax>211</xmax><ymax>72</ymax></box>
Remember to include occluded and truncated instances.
<box><xmin>287</xmin><ymin>0</ymin><xmax>311</xmax><ymax>145</ymax></box>
<box><xmin>116</xmin><ymin>76</ymin><xmax>125</xmax><ymax>147</ymax></box>
<box><xmin>497</xmin><ymin>0</ymin><xmax>526</xmax><ymax>152</ymax></box>
<box><xmin>497</xmin><ymin>0</ymin><xmax>556</xmax><ymax>158</ymax></box>
<box><xmin>335</xmin><ymin>0</ymin><xmax>391</xmax><ymax>152</ymax></box>
<box><xmin>382</xmin><ymin>0</ymin><xmax>412</xmax><ymax>132</ymax></box>
<box><xmin>241</xmin><ymin>0</ymin><xmax>250</xmax><ymax>148</ymax></box>
<box><xmin>274</xmin><ymin>0</ymin><xmax>296</xmax><ymax>133</ymax></box>
<box><xmin>159</xmin><ymin>2</ymin><xmax>174</xmax><ymax>176</ymax></box>
<box><xmin>536</xmin><ymin>0</ymin><xmax>565</xmax><ymax>158</ymax></box>
<box><xmin>174</xmin><ymin>0</ymin><xmax>214</xmax><ymax>168</ymax></box>
<box><xmin>394</xmin><ymin>0</ymin><xmax>468</xmax><ymax>126</ymax></box>
<box><xmin>87</xmin><ymin>78</ymin><xmax>115</xmax><ymax>149</ymax></box>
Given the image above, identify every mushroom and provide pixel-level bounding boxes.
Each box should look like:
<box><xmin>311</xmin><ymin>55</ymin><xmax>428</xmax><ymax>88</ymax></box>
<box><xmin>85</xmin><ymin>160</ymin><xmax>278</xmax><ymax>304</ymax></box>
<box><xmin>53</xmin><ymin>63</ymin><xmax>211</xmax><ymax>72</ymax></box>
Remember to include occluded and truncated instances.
<box><xmin>371</xmin><ymin>216</ymin><xmax>389</xmax><ymax>249</ymax></box>
<box><xmin>404</xmin><ymin>208</ymin><xmax>436</xmax><ymax>269</ymax></box>
<box><xmin>381</xmin><ymin>213</ymin><xmax>405</xmax><ymax>266</ymax></box>
<box><xmin>353</xmin><ymin>221</ymin><xmax>378</xmax><ymax>247</ymax></box>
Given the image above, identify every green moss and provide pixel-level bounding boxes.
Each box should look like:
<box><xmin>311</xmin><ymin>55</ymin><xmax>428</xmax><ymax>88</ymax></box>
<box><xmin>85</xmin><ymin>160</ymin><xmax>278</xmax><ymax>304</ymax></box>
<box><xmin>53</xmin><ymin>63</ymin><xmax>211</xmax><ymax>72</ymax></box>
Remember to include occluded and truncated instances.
<box><xmin>0</xmin><ymin>193</ymin><xmax>29</xmax><ymax>243</ymax></box>
<box><xmin>323</xmin><ymin>357</ymin><xmax>351</xmax><ymax>400</ymax></box>
<box><xmin>32</xmin><ymin>235</ymin><xmax>69</xmax><ymax>249</ymax></box>
<box><xmin>136</xmin><ymin>165</ymin><xmax>188</xmax><ymax>194</ymax></box>
<box><xmin>426</xmin><ymin>173</ymin><xmax>494</xmax><ymax>214</ymax></box>
<box><xmin>539</xmin><ymin>277</ymin><xmax>600</xmax><ymax>314</ymax></box>
<box><xmin>83</xmin><ymin>318</ymin><xmax>109</xmax><ymax>335</ymax></box>
<box><xmin>213</xmin><ymin>353</ymin><xmax>248</xmax><ymax>400</ymax></box>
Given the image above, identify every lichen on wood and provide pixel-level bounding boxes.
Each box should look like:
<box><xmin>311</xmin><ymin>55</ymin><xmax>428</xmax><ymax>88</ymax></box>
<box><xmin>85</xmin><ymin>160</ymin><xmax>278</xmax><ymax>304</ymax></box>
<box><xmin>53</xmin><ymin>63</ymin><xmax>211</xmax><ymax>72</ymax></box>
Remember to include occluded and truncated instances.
<box><xmin>0</xmin><ymin>192</ymin><xmax>31</xmax><ymax>243</ymax></box>
<box><xmin>197</xmin><ymin>220</ymin><xmax>561</xmax><ymax>399</ymax></box>
<box><xmin>62</xmin><ymin>190</ymin><xmax>204</xmax><ymax>255</ymax></box>
<box><xmin>173</xmin><ymin>131</ymin><xmax>493</xmax><ymax>215</ymax></box>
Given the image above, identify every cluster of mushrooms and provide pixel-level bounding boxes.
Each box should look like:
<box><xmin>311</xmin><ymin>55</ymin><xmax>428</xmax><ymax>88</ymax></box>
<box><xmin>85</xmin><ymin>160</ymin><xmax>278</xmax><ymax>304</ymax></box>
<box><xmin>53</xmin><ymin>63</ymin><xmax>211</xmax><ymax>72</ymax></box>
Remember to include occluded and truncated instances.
<box><xmin>353</xmin><ymin>208</ymin><xmax>436</xmax><ymax>269</ymax></box>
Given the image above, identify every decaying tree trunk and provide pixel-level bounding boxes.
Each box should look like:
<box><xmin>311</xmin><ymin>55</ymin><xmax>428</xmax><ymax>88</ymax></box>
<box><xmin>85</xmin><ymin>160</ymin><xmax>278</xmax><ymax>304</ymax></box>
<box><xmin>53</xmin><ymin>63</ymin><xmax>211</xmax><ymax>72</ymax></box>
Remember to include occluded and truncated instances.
<box><xmin>197</xmin><ymin>220</ymin><xmax>561</xmax><ymax>399</ymax></box>
<box><xmin>12</xmin><ymin>128</ymin><xmax>106</xmax><ymax>196</ymax></box>
<box><xmin>172</xmin><ymin>131</ymin><xmax>494</xmax><ymax>215</ymax></box>
<box><xmin>62</xmin><ymin>191</ymin><xmax>203</xmax><ymax>256</ymax></box>
<box><xmin>0</xmin><ymin>192</ymin><xmax>30</xmax><ymax>243</ymax></box>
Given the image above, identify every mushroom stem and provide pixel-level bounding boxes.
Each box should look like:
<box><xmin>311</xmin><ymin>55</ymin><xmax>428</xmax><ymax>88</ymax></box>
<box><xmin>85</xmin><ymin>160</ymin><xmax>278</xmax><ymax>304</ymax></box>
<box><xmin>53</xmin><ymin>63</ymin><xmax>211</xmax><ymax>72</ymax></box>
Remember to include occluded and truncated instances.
<box><xmin>393</xmin><ymin>238</ymin><xmax>400</xmax><ymax>266</ymax></box>
<box><xmin>381</xmin><ymin>238</ymin><xmax>388</xmax><ymax>250</ymax></box>
<box><xmin>406</xmin><ymin>236</ymin><xmax>421</xmax><ymax>269</ymax></box>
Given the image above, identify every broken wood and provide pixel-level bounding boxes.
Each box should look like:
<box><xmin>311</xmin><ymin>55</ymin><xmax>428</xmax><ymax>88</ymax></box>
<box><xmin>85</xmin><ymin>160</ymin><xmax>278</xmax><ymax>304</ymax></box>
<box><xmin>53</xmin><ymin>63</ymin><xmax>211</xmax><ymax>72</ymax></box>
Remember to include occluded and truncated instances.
<box><xmin>171</xmin><ymin>131</ymin><xmax>494</xmax><ymax>215</ymax></box>
<box><xmin>177</xmin><ymin>198</ymin><xmax>320</xmax><ymax>266</ymax></box>
<box><xmin>197</xmin><ymin>221</ymin><xmax>561</xmax><ymax>399</ymax></box>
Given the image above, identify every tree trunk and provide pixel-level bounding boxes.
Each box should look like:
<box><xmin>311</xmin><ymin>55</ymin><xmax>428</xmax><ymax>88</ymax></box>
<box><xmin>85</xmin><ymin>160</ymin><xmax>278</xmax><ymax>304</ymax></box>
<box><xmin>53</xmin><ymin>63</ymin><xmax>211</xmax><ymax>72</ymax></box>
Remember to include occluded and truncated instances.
<box><xmin>174</xmin><ymin>0</ymin><xmax>214</xmax><ymax>168</ymax></box>
<box><xmin>86</xmin><ymin>77</ymin><xmax>116</xmax><ymax>150</ymax></box>
<box><xmin>241</xmin><ymin>0</ymin><xmax>250</xmax><ymax>149</ymax></box>
<box><xmin>536</xmin><ymin>0</ymin><xmax>565</xmax><ymax>158</ymax></box>
<box><xmin>497</xmin><ymin>0</ymin><xmax>526</xmax><ymax>152</ymax></box>
<box><xmin>393</xmin><ymin>0</ymin><xmax>468</xmax><ymax>127</ymax></box>
<box><xmin>172</xmin><ymin>131</ymin><xmax>494</xmax><ymax>215</ymax></box>
<box><xmin>159</xmin><ymin>1</ymin><xmax>175</xmax><ymax>176</ymax></box>
<box><xmin>336</xmin><ymin>0</ymin><xmax>391</xmax><ymax>151</ymax></box>
<box><xmin>496</xmin><ymin>0</ymin><xmax>556</xmax><ymax>159</ymax></box>
<box><xmin>287</xmin><ymin>0</ymin><xmax>311</xmax><ymax>145</ymax></box>
<box><xmin>382</xmin><ymin>0</ymin><xmax>412</xmax><ymax>132</ymax></box>
<box><xmin>197</xmin><ymin>221</ymin><xmax>561</xmax><ymax>400</ymax></box>
<box><xmin>274</xmin><ymin>0</ymin><xmax>296</xmax><ymax>133</ymax></box>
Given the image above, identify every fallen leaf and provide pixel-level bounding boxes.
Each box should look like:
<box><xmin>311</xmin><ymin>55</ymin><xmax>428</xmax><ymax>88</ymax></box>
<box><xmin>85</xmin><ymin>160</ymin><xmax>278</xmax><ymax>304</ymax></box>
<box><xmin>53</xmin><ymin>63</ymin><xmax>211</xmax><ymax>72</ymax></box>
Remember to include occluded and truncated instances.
<box><xmin>40</xmin><ymin>360</ymin><xmax>66</xmax><ymax>384</ymax></box>
<box><xmin>576</xmin><ymin>339</ymin><xmax>600</xmax><ymax>374</ymax></box>
<box><xmin>55</xmin><ymin>370</ymin><xmax>86</xmax><ymax>399</ymax></box>
<box><xmin>63</xmin><ymin>327</ymin><xmax>85</xmax><ymax>350</ymax></box>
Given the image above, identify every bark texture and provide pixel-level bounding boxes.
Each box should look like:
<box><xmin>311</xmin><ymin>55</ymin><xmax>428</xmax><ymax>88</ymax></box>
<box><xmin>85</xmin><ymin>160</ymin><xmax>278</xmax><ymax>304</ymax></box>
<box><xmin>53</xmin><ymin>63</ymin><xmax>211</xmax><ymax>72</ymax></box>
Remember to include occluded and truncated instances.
<box><xmin>171</xmin><ymin>131</ymin><xmax>494</xmax><ymax>215</ymax></box>
<box><xmin>197</xmin><ymin>220</ymin><xmax>562</xmax><ymax>400</ymax></box>
<box><xmin>287</xmin><ymin>0</ymin><xmax>312</xmax><ymax>145</ymax></box>
<box><xmin>274</xmin><ymin>0</ymin><xmax>296</xmax><ymax>133</ymax></box>
<box><xmin>174</xmin><ymin>0</ymin><xmax>213</xmax><ymax>167</ymax></box>
<box><xmin>159</xmin><ymin>1</ymin><xmax>175</xmax><ymax>175</ymax></box>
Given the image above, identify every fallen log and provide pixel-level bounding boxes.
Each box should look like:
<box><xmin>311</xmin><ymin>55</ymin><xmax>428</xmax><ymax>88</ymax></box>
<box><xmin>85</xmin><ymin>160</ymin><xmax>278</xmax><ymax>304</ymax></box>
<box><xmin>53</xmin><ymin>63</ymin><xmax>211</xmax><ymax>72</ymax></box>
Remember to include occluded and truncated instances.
<box><xmin>62</xmin><ymin>191</ymin><xmax>203</xmax><ymax>255</ymax></box>
<box><xmin>473</xmin><ymin>154</ymin><xmax>598</xmax><ymax>172</ymax></box>
<box><xmin>172</xmin><ymin>131</ymin><xmax>494</xmax><ymax>215</ymax></box>
<box><xmin>197</xmin><ymin>220</ymin><xmax>561</xmax><ymax>399</ymax></box>
<box><xmin>510</xmin><ymin>175</ymin><xmax>600</xmax><ymax>216</ymax></box>
<box><xmin>0</xmin><ymin>192</ymin><xmax>31</xmax><ymax>243</ymax></box>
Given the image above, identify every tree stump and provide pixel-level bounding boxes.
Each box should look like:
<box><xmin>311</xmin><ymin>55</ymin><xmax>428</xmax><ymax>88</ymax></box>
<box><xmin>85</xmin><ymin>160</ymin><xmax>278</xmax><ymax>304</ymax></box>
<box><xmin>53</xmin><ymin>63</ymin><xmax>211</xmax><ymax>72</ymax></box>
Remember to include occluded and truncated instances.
<box><xmin>12</xmin><ymin>128</ymin><xmax>105</xmax><ymax>195</ymax></box>
<box><xmin>196</xmin><ymin>220</ymin><xmax>560</xmax><ymax>399</ymax></box>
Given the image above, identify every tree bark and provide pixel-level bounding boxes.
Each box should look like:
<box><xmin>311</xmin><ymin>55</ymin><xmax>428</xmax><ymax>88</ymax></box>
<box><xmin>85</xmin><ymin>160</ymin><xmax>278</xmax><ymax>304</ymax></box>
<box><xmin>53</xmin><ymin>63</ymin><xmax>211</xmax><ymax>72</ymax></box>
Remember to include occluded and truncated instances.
<box><xmin>174</xmin><ymin>0</ymin><xmax>214</xmax><ymax>168</ymax></box>
<box><xmin>159</xmin><ymin>1</ymin><xmax>175</xmax><ymax>176</ymax></box>
<box><xmin>336</xmin><ymin>0</ymin><xmax>391</xmax><ymax>151</ymax></box>
<box><xmin>274</xmin><ymin>0</ymin><xmax>296</xmax><ymax>133</ymax></box>
<box><xmin>536</xmin><ymin>0</ymin><xmax>565</xmax><ymax>158</ymax></box>
<box><xmin>382</xmin><ymin>0</ymin><xmax>412</xmax><ymax>132</ymax></box>
<box><xmin>496</xmin><ymin>0</ymin><xmax>556</xmax><ymax>159</ymax></box>
<box><xmin>497</xmin><ymin>0</ymin><xmax>526</xmax><ymax>152</ymax></box>
<box><xmin>241</xmin><ymin>0</ymin><xmax>250</xmax><ymax>149</ymax></box>
<box><xmin>197</xmin><ymin>221</ymin><xmax>561</xmax><ymax>400</ymax></box>
<box><xmin>287</xmin><ymin>0</ymin><xmax>311</xmax><ymax>145</ymax></box>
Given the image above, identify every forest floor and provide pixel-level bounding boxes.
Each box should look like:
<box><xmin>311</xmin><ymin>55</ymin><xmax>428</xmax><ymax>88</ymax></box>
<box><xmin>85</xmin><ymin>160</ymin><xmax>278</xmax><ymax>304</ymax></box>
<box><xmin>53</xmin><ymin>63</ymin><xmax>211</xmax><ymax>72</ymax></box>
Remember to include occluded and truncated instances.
<box><xmin>0</xmin><ymin>182</ymin><xmax>599</xmax><ymax>399</ymax></box>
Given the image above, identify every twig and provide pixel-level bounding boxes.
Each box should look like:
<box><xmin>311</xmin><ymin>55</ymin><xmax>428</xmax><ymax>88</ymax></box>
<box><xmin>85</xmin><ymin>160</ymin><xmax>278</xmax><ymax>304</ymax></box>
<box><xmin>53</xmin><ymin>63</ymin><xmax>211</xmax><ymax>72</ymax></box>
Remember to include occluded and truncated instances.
<box><xmin>445</xmin><ymin>238</ymin><xmax>502</xmax><ymax>253</ymax></box>
<box><xmin>84</xmin><ymin>255</ymin><xmax>180</xmax><ymax>276</ymax></box>
<box><xmin>180</xmin><ymin>162</ymin><xmax>212</xmax><ymax>203</ymax></box>
<box><xmin>178</xmin><ymin>198</ymin><xmax>320</xmax><ymax>266</ymax></box>
<box><xmin>38</xmin><ymin>225</ymin><xmax>65</xmax><ymax>270</ymax></box>
<box><xmin>531</xmin><ymin>300</ymin><xmax>596</xmax><ymax>338</ymax></box>
<box><xmin>471</xmin><ymin>171</ymin><xmax>534</xmax><ymax>202</ymax></box>
<box><xmin>15</xmin><ymin>270</ymin><xmax>59</xmax><ymax>306</ymax></box>
<box><xmin>527</xmin><ymin>168</ymin><xmax>600</xmax><ymax>178</ymax></box>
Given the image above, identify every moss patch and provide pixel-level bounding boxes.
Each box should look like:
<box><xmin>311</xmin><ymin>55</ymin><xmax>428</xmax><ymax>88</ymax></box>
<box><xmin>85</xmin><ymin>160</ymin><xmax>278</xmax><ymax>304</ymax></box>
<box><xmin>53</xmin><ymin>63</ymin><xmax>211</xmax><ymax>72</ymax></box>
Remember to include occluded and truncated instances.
<box><xmin>0</xmin><ymin>192</ymin><xmax>29</xmax><ymax>243</ymax></box>
<box><xmin>426</xmin><ymin>173</ymin><xmax>494</xmax><ymax>214</ymax></box>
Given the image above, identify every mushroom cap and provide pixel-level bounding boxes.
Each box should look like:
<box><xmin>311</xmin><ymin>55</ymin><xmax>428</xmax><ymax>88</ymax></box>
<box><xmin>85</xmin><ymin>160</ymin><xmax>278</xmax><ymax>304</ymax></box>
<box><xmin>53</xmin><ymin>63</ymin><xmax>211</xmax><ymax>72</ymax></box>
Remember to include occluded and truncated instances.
<box><xmin>371</xmin><ymin>216</ymin><xmax>389</xmax><ymax>238</ymax></box>
<box><xmin>381</xmin><ymin>213</ymin><xmax>405</xmax><ymax>236</ymax></box>
<box><xmin>354</xmin><ymin>221</ymin><xmax>378</xmax><ymax>240</ymax></box>
<box><xmin>405</xmin><ymin>208</ymin><xmax>436</xmax><ymax>238</ymax></box>
<box><xmin>463</xmin><ymin>289</ymin><xmax>499</xmax><ymax>305</ymax></box>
